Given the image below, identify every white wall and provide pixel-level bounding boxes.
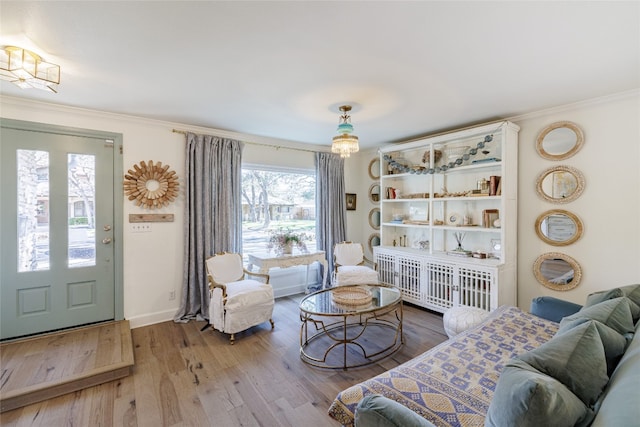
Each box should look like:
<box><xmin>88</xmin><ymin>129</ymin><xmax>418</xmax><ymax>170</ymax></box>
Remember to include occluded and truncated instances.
<box><xmin>3</xmin><ymin>90</ymin><xmax>639</xmax><ymax>325</ymax></box>
<box><xmin>511</xmin><ymin>91</ymin><xmax>640</xmax><ymax>307</ymax></box>
<box><xmin>346</xmin><ymin>90</ymin><xmax>640</xmax><ymax>310</ymax></box>
<box><xmin>344</xmin><ymin>148</ymin><xmax>379</xmax><ymax>260</ymax></box>
<box><xmin>1</xmin><ymin>96</ymin><xmax>324</xmax><ymax>328</ymax></box>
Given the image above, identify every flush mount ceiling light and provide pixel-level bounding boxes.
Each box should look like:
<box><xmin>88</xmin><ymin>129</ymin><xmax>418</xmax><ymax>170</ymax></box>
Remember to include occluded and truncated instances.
<box><xmin>0</xmin><ymin>46</ymin><xmax>60</xmax><ymax>93</ymax></box>
<box><xmin>331</xmin><ymin>105</ymin><xmax>360</xmax><ymax>158</ymax></box>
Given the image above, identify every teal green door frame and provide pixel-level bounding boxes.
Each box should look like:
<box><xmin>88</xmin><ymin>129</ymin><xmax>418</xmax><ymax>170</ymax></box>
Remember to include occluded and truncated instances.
<box><xmin>1</xmin><ymin>118</ymin><xmax>124</xmax><ymax>338</ymax></box>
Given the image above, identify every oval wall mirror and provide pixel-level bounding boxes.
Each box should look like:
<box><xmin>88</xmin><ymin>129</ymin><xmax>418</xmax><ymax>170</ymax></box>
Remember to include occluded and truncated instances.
<box><xmin>536</xmin><ymin>121</ymin><xmax>584</xmax><ymax>161</ymax></box>
<box><xmin>535</xmin><ymin>209</ymin><xmax>584</xmax><ymax>246</ymax></box>
<box><xmin>533</xmin><ymin>252</ymin><xmax>582</xmax><ymax>291</ymax></box>
<box><xmin>368</xmin><ymin>158</ymin><xmax>381</xmax><ymax>180</ymax></box>
<box><xmin>368</xmin><ymin>233</ymin><xmax>380</xmax><ymax>253</ymax></box>
<box><xmin>368</xmin><ymin>208</ymin><xmax>381</xmax><ymax>230</ymax></box>
<box><xmin>536</xmin><ymin>165</ymin><xmax>585</xmax><ymax>204</ymax></box>
<box><xmin>368</xmin><ymin>183</ymin><xmax>380</xmax><ymax>203</ymax></box>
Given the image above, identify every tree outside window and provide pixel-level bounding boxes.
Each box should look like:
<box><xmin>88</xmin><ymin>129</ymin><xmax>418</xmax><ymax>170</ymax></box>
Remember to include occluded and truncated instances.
<box><xmin>241</xmin><ymin>167</ymin><xmax>316</xmax><ymax>263</ymax></box>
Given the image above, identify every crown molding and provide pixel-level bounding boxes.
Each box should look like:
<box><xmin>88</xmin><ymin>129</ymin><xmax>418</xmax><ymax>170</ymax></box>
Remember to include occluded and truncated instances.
<box><xmin>0</xmin><ymin>95</ymin><xmax>330</xmax><ymax>153</ymax></box>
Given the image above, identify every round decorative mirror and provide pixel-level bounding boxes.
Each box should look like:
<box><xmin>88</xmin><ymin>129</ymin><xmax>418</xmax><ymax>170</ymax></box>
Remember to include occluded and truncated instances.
<box><xmin>536</xmin><ymin>121</ymin><xmax>584</xmax><ymax>160</ymax></box>
<box><xmin>368</xmin><ymin>208</ymin><xmax>381</xmax><ymax>230</ymax></box>
<box><xmin>368</xmin><ymin>183</ymin><xmax>381</xmax><ymax>203</ymax></box>
<box><xmin>367</xmin><ymin>233</ymin><xmax>380</xmax><ymax>253</ymax></box>
<box><xmin>536</xmin><ymin>165</ymin><xmax>585</xmax><ymax>204</ymax></box>
<box><xmin>533</xmin><ymin>252</ymin><xmax>582</xmax><ymax>291</ymax></box>
<box><xmin>368</xmin><ymin>158</ymin><xmax>381</xmax><ymax>180</ymax></box>
<box><xmin>535</xmin><ymin>209</ymin><xmax>584</xmax><ymax>246</ymax></box>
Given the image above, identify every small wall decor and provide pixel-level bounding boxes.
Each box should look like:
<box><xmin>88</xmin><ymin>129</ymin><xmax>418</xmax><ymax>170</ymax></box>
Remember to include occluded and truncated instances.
<box><xmin>346</xmin><ymin>193</ymin><xmax>357</xmax><ymax>210</ymax></box>
<box><xmin>535</xmin><ymin>209</ymin><xmax>583</xmax><ymax>246</ymax></box>
<box><xmin>536</xmin><ymin>121</ymin><xmax>584</xmax><ymax>161</ymax></box>
<box><xmin>368</xmin><ymin>158</ymin><xmax>381</xmax><ymax>180</ymax></box>
<box><xmin>535</xmin><ymin>165</ymin><xmax>585</xmax><ymax>204</ymax></box>
<box><xmin>368</xmin><ymin>208</ymin><xmax>381</xmax><ymax>230</ymax></box>
<box><xmin>124</xmin><ymin>160</ymin><xmax>179</xmax><ymax>209</ymax></box>
<box><xmin>533</xmin><ymin>252</ymin><xmax>582</xmax><ymax>291</ymax></box>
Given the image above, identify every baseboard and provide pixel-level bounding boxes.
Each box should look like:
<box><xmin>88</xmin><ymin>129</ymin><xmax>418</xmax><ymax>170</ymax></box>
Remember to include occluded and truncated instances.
<box><xmin>273</xmin><ymin>283</ymin><xmax>307</xmax><ymax>298</ymax></box>
<box><xmin>127</xmin><ymin>308</ymin><xmax>177</xmax><ymax>329</ymax></box>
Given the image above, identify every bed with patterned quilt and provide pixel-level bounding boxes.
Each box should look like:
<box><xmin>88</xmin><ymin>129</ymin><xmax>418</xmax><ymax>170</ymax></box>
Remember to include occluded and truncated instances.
<box><xmin>327</xmin><ymin>305</ymin><xmax>558</xmax><ymax>427</ymax></box>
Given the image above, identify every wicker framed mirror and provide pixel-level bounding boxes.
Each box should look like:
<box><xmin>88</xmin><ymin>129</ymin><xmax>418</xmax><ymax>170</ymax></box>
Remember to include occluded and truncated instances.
<box><xmin>536</xmin><ymin>165</ymin><xmax>585</xmax><ymax>204</ymax></box>
<box><xmin>367</xmin><ymin>233</ymin><xmax>380</xmax><ymax>253</ymax></box>
<box><xmin>368</xmin><ymin>183</ymin><xmax>380</xmax><ymax>203</ymax></box>
<box><xmin>368</xmin><ymin>158</ymin><xmax>381</xmax><ymax>180</ymax></box>
<box><xmin>533</xmin><ymin>252</ymin><xmax>582</xmax><ymax>291</ymax></box>
<box><xmin>368</xmin><ymin>208</ymin><xmax>381</xmax><ymax>230</ymax></box>
<box><xmin>536</xmin><ymin>121</ymin><xmax>584</xmax><ymax>161</ymax></box>
<box><xmin>535</xmin><ymin>209</ymin><xmax>584</xmax><ymax>246</ymax></box>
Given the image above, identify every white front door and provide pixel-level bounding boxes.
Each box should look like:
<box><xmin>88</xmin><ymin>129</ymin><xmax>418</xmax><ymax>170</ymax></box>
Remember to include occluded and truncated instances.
<box><xmin>1</xmin><ymin>120</ymin><xmax>122</xmax><ymax>340</ymax></box>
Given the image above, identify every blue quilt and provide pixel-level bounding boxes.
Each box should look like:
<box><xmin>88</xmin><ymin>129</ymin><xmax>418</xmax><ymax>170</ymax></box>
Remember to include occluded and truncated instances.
<box><xmin>328</xmin><ymin>306</ymin><xmax>558</xmax><ymax>426</ymax></box>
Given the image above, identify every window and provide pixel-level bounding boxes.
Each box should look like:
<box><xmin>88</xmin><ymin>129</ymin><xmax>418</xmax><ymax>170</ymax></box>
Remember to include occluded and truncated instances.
<box><xmin>241</xmin><ymin>167</ymin><xmax>316</xmax><ymax>262</ymax></box>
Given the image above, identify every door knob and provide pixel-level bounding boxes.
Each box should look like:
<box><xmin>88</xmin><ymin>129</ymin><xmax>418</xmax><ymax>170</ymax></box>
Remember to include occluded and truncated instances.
<box><xmin>102</xmin><ymin>237</ymin><xmax>112</xmax><ymax>244</ymax></box>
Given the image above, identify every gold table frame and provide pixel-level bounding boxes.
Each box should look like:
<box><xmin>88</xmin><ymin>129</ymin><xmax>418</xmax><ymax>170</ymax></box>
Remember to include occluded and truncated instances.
<box><xmin>299</xmin><ymin>285</ymin><xmax>403</xmax><ymax>369</ymax></box>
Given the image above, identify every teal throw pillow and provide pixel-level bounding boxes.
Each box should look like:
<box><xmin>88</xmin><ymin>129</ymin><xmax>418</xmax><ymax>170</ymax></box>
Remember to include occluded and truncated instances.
<box><xmin>585</xmin><ymin>288</ymin><xmax>624</xmax><ymax>307</ymax></box>
<box><xmin>619</xmin><ymin>284</ymin><xmax>640</xmax><ymax>321</ymax></box>
<box><xmin>556</xmin><ymin>317</ymin><xmax>627</xmax><ymax>374</ymax></box>
<box><xmin>485</xmin><ymin>359</ymin><xmax>592</xmax><ymax>427</ymax></box>
<box><xmin>518</xmin><ymin>321</ymin><xmax>608</xmax><ymax>405</ymax></box>
<box><xmin>561</xmin><ymin>297</ymin><xmax>635</xmax><ymax>336</ymax></box>
<box><xmin>619</xmin><ymin>284</ymin><xmax>640</xmax><ymax>305</ymax></box>
<box><xmin>355</xmin><ymin>394</ymin><xmax>436</xmax><ymax>427</ymax></box>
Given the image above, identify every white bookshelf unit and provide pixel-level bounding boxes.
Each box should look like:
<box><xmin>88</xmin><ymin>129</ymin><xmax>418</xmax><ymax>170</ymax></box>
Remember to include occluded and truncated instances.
<box><xmin>374</xmin><ymin>121</ymin><xmax>519</xmax><ymax>313</ymax></box>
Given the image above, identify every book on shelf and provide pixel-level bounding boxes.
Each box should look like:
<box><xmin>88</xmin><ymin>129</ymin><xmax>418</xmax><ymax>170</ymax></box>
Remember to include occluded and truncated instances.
<box><xmin>489</xmin><ymin>176</ymin><xmax>500</xmax><ymax>196</ymax></box>
<box><xmin>482</xmin><ymin>209</ymin><xmax>499</xmax><ymax>228</ymax></box>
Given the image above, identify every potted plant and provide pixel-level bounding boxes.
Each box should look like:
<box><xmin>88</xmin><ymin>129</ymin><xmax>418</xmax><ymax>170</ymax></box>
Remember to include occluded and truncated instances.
<box><xmin>267</xmin><ymin>228</ymin><xmax>309</xmax><ymax>256</ymax></box>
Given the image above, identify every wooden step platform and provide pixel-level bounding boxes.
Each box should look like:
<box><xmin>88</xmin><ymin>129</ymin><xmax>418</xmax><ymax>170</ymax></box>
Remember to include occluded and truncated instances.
<box><xmin>0</xmin><ymin>320</ymin><xmax>134</xmax><ymax>413</ymax></box>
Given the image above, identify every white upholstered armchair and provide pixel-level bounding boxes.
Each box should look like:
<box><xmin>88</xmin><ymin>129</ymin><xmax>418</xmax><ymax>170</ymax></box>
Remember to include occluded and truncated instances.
<box><xmin>333</xmin><ymin>241</ymin><xmax>379</xmax><ymax>286</ymax></box>
<box><xmin>205</xmin><ymin>252</ymin><xmax>275</xmax><ymax>344</ymax></box>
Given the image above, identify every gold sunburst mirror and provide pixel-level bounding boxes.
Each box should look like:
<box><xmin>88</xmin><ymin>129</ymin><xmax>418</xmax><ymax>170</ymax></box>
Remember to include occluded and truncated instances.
<box><xmin>124</xmin><ymin>160</ymin><xmax>179</xmax><ymax>209</ymax></box>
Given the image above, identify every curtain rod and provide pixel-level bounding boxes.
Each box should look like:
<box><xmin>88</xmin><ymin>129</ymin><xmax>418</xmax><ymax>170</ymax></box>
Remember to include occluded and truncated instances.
<box><xmin>172</xmin><ymin>128</ymin><xmax>322</xmax><ymax>154</ymax></box>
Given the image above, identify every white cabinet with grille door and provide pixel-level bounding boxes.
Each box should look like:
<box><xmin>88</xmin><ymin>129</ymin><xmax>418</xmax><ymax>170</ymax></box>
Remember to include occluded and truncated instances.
<box><xmin>374</xmin><ymin>246</ymin><xmax>505</xmax><ymax>313</ymax></box>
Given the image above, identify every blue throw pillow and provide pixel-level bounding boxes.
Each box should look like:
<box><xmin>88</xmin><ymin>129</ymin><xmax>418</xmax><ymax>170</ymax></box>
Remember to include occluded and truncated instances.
<box><xmin>518</xmin><ymin>321</ymin><xmax>608</xmax><ymax>406</ymax></box>
<box><xmin>485</xmin><ymin>359</ymin><xmax>592</xmax><ymax>427</ymax></box>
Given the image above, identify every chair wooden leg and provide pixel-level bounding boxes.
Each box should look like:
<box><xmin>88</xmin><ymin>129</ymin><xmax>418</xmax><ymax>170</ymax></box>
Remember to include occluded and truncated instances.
<box><xmin>229</xmin><ymin>333</ymin><xmax>235</xmax><ymax>345</ymax></box>
<box><xmin>269</xmin><ymin>319</ymin><xmax>275</xmax><ymax>329</ymax></box>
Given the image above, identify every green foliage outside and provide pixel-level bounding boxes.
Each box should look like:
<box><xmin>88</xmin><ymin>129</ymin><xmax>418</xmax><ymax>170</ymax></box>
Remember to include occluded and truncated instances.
<box><xmin>68</xmin><ymin>217</ymin><xmax>89</xmax><ymax>226</ymax></box>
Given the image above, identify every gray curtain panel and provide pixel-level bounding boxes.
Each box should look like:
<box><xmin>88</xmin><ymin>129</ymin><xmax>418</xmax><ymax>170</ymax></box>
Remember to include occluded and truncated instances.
<box><xmin>174</xmin><ymin>132</ymin><xmax>244</xmax><ymax>322</ymax></box>
<box><xmin>315</xmin><ymin>152</ymin><xmax>347</xmax><ymax>285</ymax></box>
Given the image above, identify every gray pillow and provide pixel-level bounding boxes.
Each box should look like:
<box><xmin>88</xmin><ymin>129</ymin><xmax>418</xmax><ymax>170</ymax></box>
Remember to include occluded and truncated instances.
<box><xmin>619</xmin><ymin>284</ymin><xmax>640</xmax><ymax>305</ymax></box>
<box><xmin>557</xmin><ymin>317</ymin><xmax>627</xmax><ymax>374</ymax></box>
<box><xmin>561</xmin><ymin>297</ymin><xmax>635</xmax><ymax>336</ymax></box>
<box><xmin>518</xmin><ymin>321</ymin><xmax>608</xmax><ymax>405</ymax></box>
<box><xmin>619</xmin><ymin>284</ymin><xmax>640</xmax><ymax>321</ymax></box>
<box><xmin>485</xmin><ymin>359</ymin><xmax>592</xmax><ymax>427</ymax></box>
<box><xmin>585</xmin><ymin>288</ymin><xmax>624</xmax><ymax>307</ymax></box>
<box><xmin>355</xmin><ymin>394</ymin><xmax>435</xmax><ymax>427</ymax></box>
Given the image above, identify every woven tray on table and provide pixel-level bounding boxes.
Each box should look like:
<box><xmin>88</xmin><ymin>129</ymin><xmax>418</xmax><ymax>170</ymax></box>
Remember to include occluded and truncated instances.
<box><xmin>331</xmin><ymin>286</ymin><xmax>372</xmax><ymax>306</ymax></box>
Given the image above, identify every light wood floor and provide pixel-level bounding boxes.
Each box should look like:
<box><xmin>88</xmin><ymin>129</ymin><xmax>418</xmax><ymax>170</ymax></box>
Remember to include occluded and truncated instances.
<box><xmin>1</xmin><ymin>320</ymin><xmax>134</xmax><ymax>413</ymax></box>
<box><xmin>0</xmin><ymin>295</ymin><xmax>447</xmax><ymax>427</ymax></box>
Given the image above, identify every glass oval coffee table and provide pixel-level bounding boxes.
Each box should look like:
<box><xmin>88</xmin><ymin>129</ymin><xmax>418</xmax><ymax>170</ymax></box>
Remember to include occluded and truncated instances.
<box><xmin>299</xmin><ymin>285</ymin><xmax>403</xmax><ymax>369</ymax></box>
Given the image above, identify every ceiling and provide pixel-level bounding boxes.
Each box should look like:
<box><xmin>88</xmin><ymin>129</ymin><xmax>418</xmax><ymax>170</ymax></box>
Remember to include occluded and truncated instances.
<box><xmin>1</xmin><ymin>1</ymin><xmax>638</xmax><ymax>149</ymax></box>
